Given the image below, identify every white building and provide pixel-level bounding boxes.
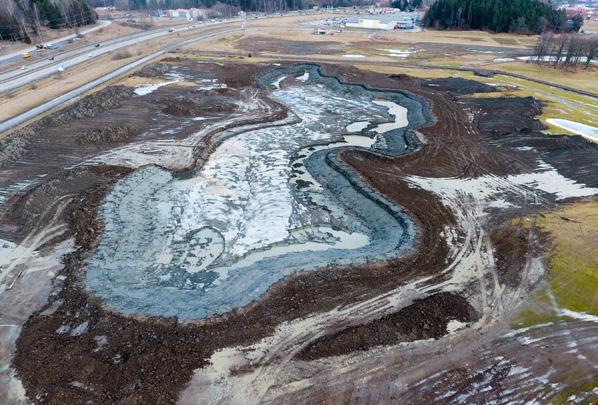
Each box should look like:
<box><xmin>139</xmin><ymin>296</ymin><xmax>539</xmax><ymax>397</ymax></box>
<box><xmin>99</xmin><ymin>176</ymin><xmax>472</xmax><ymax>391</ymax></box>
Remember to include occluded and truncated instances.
<box><xmin>345</xmin><ymin>13</ymin><xmax>417</xmax><ymax>30</ymax></box>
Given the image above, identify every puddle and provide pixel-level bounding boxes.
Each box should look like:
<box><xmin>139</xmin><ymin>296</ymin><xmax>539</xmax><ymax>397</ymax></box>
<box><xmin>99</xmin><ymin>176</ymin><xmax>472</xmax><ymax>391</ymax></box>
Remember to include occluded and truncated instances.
<box><xmin>346</xmin><ymin>121</ymin><xmax>370</xmax><ymax>132</ymax></box>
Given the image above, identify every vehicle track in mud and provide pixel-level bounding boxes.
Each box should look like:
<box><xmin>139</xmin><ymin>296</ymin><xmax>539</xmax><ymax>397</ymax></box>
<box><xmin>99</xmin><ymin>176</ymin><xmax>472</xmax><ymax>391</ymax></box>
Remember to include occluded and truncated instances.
<box><xmin>1</xmin><ymin>61</ymin><xmax>597</xmax><ymax>403</ymax></box>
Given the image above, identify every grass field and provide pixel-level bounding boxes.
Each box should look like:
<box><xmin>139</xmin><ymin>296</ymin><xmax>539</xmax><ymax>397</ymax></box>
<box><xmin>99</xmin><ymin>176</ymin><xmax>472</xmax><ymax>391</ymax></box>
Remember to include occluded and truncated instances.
<box><xmin>513</xmin><ymin>200</ymin><xmax>598</xmax><ymax>329</ymax></box>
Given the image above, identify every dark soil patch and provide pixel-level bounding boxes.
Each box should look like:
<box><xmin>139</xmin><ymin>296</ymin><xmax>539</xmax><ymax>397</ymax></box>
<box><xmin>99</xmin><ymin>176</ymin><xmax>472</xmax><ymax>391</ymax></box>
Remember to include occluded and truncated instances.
<box><xmin>77</xmin><ymin>126</ymin><xmax>139</xmax><ymax>145</ymax></box>
<box><xmin>490</xmin><ymin>222</ymin><xmax>529</xmax><ymax>288</ymax></box>
<box><xmin>297</xmin><ymin>292</ymin><xmax>478</xmax><ymax>361</ymax></box>
<box><xmin>426</xmin><ymin>77</ymin><xmax>497</xmax><ymax>95</ymax></box>
<box><xmin>470</xmin><ymin>96</ymin><xmax>545</xmax><ymax>136</ymax></box>
<box><xmin>161</xmin><ymin>96</ymin><xmax>236</xmax><ymax>116</ymax></box>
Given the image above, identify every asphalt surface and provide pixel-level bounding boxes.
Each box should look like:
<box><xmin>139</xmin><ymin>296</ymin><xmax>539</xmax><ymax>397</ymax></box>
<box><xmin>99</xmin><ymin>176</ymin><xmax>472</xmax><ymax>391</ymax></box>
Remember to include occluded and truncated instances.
<box><xmin>0</xmin><ymin>20</ymin><xmax>112</xmax><ymax>65</ymax></box>
<box><xmin>0</xmin><ymin>26</ymin><xmax>237</xmax><ymax>134</ymax></box>
<box><xmin>0</xmin><ymin>20</ymin><xmax>227</xmax><ymax>94</ymax></box>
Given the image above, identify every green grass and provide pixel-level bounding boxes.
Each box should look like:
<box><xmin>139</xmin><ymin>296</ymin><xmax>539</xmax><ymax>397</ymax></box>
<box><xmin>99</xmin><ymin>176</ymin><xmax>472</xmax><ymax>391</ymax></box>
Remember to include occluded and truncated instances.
<box><xmin>537</xmin><ymin>203</ymin><xmax>598</xmax><ymax>316</ymax></box>
<box><xmin>550</xmin><ymin>380</ymin><xmax>598</xmax><ymax>405</ymax></box>
<box><xmin>512</xmin><ymin>287</ymin><xmax>560</xmax><ymax>329</ymax></box>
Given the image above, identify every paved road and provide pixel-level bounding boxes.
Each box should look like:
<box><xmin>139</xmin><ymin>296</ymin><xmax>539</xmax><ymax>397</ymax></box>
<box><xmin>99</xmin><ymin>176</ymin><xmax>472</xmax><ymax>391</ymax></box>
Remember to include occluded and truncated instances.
<box><xmin>0</xmin><ymin>21</ymin><xmax>229</xmax><ymax>94</ymax></box>
<box><xmin>0</xmin><ymin>20</ymin><xmax>112</xmax><ymax>65</ymax></box>
<box><xmin>0</xmin><ymin>27</ymin><xmax>237</xmax><ymax>134</ymax></box>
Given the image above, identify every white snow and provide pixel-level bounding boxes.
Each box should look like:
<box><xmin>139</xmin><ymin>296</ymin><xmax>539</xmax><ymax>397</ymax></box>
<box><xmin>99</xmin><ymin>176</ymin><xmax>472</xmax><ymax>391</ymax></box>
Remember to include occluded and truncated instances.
<box><xmin>546</xmin><ymin>118</ymin><xmax>598</xmax><ymax>142</ymax></box>
<box><xmin>134</xmin><ymin>80</ymin><xmax>178</xmax><ymax>96</ymax></box>
<box><xmin>346</xmin><ymin>121</ymin><xmax>370</xmax><ymax>132</ymax></box>
<box><xmin>380</xmin><ymin>48</ymin><xmax>419</xmax><ymax>58</ymax></box>
<box><xmin>271</xmin><ymin>75</ymin><xmax>287</xmax><ymax>89</ymax></box>
<box><xmin>372</xmin><ymin>99</ymin><xmax>408</xmax><ymax>133</ymax></box>
<box><xmin>408</xmin><ymin>160</ymin><xmax>598</xmax><ymax>210</ymax></box>
<box><xmin>295</xmin><ymin>72</ymin><xmax>309</xmax><ymax>82</ymax></box>
<box><xmin>343</xmin><ymin>54</ymin><xmax>365</xmax><ymax>58</ymax></box>
<box><xmin>493</xmin><ymin>57</ymin><xmax>515</xmax><ymax>62</ymax></box>
<box><xmin>446</xmin><ymin>319</ymin><xmax>468</xmax><ymax>334</ymax></box>
<box><xmin>518</xmin><ymin>55</ymin><xmax>597</xmax><ymax>64</ymax></box>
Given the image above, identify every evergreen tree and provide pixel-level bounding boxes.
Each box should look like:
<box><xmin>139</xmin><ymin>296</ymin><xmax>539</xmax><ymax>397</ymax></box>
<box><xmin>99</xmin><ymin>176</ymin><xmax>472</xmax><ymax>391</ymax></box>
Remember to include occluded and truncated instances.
<box><xmin>423</xmin><ymin>0</ymin><xmax>571</xmax><ymax>34</ymax></box>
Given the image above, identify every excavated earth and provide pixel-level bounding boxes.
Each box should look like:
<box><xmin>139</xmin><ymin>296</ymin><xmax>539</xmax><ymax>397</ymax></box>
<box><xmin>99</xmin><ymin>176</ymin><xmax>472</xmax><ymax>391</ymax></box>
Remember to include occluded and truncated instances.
<box><xmin>0</xmin><ymin>60</ymin><xmax>596</xmax><ymax>404</ymax></box>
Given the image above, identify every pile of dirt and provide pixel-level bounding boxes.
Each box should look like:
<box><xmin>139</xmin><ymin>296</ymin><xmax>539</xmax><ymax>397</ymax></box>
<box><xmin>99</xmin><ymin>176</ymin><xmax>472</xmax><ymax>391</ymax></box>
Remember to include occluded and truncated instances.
<box><xmin>50</xmin><ymin>86</ymin><xmax>134</xmax><ymax>126</ymax></box>
<box><xmin>425</xmin><ymin>77</ymin><xmax>497</xmax><ymax>95</ymax></box>
<box><xmin>0</xmin><ymin>166</ymin><xmax>132</xmax><ymax>241</ymax></box>
<box><xmin>466</xmin><ymin>96</ymin><xmax>598</xmax><ymax>188</ymax></box>
<box><xmin>135</xmin><ymin>62</ymin><xmax>172</xmax><ymax>78</ymax></box>
<box><xmin>0</xmin><ymin>86</ymin><xmax>134</xmax><ymax>169</ymax></box>
<box><xmin>490</xmin><ymin>222</ymin><xmax>530</xmax><ymax>288</ymax></box>
<box><xmin>471</xmin><ymin>96</ymin><xmax>545</xmax><ymax>136</ymax></box>
<box><xmin>297</xmin><ymin>292</ymin><xmax>478</xmax><ymax>361</ymax></box>
<box><xmin>161</xmin><ymin>95</ymin><xmax>236</xmax><ymax>116</ymax></box>
<box><xmin>77</xmin><ymin>126</ymin><xmax>139</xmax><ymax>145</ymax></box>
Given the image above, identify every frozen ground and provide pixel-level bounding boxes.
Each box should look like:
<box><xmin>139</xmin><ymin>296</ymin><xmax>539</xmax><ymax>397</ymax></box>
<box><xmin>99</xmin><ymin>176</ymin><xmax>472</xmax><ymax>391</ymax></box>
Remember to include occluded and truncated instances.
<box><xmin>86</xmin><ymin>67</ymin><xmax>427</xmax><ymax>319</ymax></box>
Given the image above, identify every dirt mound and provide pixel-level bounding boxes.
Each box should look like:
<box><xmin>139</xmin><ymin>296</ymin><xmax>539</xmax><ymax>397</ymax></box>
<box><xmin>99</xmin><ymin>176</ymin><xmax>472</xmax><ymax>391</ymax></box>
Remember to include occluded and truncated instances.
<box><xmin>297</xmin><ymin>292</ymin><xmax>478</xmax><ymax>361</ymax></box>
<box><xmin>472</xmin><ymin>96</ymin><xmax>545</xmax><ymax>136</ymax></box>
<box><xmin>161</xmin><ymin>96</ymin><xmax>236</xmax><ymax>116</ymax></box>
<box><xmin>0</xmin><ymin>86</ymin><xmax>133</xmax><ymax>169</ymax></box>
<box><xmin>135</xmin><ymin>62</ymin><xmax>172</xmax><ymax>78</ymax></box>
<box><xmin>425</xmin><ymin>77</ymin><xmax>497</xmax><ymax>95</ymax></box>
<box><xmin>490</xmin><ymin>222</ymin><xmax>530</xmax><ymax>288</ymax></box>
<box><xmin>77</xmin><ymin>126</ymin><xmax>138</xmax><ymax>145</ymax></box>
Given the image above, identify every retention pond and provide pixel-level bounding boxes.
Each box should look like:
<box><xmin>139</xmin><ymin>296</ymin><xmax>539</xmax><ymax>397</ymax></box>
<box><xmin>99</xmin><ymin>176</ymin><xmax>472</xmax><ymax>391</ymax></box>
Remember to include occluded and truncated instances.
<box><xmin>86</xmin><ymin>65</ymin><xmax>430</xmax><ymax>319</ymax></box>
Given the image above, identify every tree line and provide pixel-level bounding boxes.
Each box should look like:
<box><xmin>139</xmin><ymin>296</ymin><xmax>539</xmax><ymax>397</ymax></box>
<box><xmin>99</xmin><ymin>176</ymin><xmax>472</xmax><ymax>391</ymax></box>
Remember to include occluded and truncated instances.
<box><xmin>0</xmin><ymin>0</ymin><xmax>96</xmax><ymax>42</ymax></box>
<box><xmin>422</xmin><ymin>0</ymin><xmax>576</xmax><ymax>34</ymax></box>
<box><xmin>90</xmin><ymin>0</ymin><xmax>368</xmax><ymax>11</ymax></box>
<box><xmin>532</xmin><ymin>32</ymin><xmax>598</xmax><ymax>69</ymax></box>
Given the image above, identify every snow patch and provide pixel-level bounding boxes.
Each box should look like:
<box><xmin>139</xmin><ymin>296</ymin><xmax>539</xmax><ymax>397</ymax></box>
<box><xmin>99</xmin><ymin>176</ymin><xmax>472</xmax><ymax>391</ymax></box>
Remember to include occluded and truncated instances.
<box><xmin>546</xmin><ymin>118</ymin><xmax>598</xmax><ymax>142</ymax></box>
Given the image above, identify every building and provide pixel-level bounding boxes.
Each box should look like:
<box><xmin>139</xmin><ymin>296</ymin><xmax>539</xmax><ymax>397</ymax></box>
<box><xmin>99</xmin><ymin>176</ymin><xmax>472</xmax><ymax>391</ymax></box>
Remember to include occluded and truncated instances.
<box><xmin>345</xmin><ymin>13</ymin><xmax>417</xmax><ymax>30</ymax></box>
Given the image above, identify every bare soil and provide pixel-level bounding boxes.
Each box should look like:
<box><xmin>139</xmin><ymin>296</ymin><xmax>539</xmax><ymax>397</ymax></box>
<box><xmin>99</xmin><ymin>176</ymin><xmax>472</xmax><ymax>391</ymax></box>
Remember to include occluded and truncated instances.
<box><xmin>5</xmin><ymin>61</ymin><xmax>596</xmax><ymax>403</ymax></box>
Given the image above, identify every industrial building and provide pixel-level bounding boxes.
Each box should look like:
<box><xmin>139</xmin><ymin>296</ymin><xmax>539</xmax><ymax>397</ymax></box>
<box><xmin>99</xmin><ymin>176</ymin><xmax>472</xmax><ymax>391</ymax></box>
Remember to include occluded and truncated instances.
<box><xmin>345</xmin><ymin>13</ymin><xmax>418</xmax><ymax>30</ymax></box>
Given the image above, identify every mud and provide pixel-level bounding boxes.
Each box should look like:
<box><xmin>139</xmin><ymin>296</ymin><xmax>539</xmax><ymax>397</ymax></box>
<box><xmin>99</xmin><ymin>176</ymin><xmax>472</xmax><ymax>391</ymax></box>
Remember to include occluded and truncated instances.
<box><xmin>425</xmin><ymin>77</ymin><xmax>497</xmax><ymax>95</ymax></box>
<box><xmin>297</xmin><ymin>292</ymin><xmax>478</xmax><ymax>360</ymax></box>
<box><xmin>490</xmin><ymin>222</ymin><xmax>530</xmax><ymax>288</ymax></box>
<box><xmin>0</xmin><ymin>86</ymin><xmax>133</xmax><ymax>169</ymax></box>
<box><xmin>77</xmin><ymin>126</ymin><xmax>139</xmax><ymax>145</ymax></box>
<box><xmin>2</xmin><ymin>60</ymin><xmax>596</xmax><ymax>403</ymax></box>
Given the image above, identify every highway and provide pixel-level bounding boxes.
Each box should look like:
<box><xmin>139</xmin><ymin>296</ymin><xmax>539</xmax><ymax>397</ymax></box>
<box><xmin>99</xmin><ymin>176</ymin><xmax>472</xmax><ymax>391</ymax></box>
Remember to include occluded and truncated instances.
<box><xmin>0</xmin><ymin>20</ymin><xmax>112</xmax><ymax>64</ymax></box>
<box><xmin>0</xmin><ymin>26</ymin><xmax>237</xmax><ymax>134</ymax></box>
<box><xmin>0</xmin><ymin>20</ymin><xmax>227</xmax><ymax>94</ymax></box>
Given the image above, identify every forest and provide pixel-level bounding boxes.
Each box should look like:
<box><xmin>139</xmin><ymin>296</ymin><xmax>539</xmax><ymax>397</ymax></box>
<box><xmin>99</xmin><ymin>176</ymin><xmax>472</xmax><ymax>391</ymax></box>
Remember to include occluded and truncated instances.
<box><xmin>89</xmin><ymin>0</ymin><xmax>369</xmax><ymax>11</ymax></box>
<box><xmin>423</xmin><ymin>0</ymin><xmax>573</xmax><ymax>33</ymax></box>
<box><xmin>0</xmin><ymin>0</ymin><xmax>96</xmax><ymax>42</ymax></box>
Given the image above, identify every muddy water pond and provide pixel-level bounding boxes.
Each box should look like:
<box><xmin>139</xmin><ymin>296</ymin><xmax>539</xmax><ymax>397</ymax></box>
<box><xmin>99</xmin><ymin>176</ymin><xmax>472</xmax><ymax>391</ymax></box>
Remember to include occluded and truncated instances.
<box><xmin>86</xmin><ymin>66</ymin><xmax>429</xmax><ymax>319</ymax></box>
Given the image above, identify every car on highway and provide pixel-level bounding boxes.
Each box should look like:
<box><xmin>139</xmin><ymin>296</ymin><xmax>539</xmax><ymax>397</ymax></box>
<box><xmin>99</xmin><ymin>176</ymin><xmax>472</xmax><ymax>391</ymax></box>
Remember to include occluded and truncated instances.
<box><xmin>22</xmin><ymin>52</ymin><xmax>31</xmax><ymax>59</ymax></box>
<box><xmin>48</xmin><ymin>44</ymin><xmax>59</xmax><ymax>50</ymax></box>
<box><xmin>168</xmin><ymin>27</ymin><xmax>175</xmax><ymax>32</ymax></box>
<box><xmin>48</xmin><ymin>56</ymin><xmax>55</xmax><ymax>61</ymax></box>
<box><xmin>94</xmin><ymin>43</ymin><xmax>101</xmax><ymax>47</ymax></box>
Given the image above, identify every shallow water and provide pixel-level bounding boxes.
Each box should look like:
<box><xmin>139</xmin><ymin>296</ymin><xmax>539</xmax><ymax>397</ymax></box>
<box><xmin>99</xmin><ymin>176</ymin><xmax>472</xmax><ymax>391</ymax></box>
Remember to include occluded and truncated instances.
<box><xmin>86</xmin><ymin>65</ymin><xmax>429</xmax><ymax>319</ymax></box>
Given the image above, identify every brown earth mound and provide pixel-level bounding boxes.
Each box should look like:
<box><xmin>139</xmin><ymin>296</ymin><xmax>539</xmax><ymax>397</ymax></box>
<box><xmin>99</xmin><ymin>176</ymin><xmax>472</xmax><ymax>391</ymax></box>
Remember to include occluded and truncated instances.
<box><xmin>297</xmin><ymin>292</ymin><xmax>478</xmax><ymax>361</ymax></box>
<box><xmin>77</xmin><ymin>126</ymin><xmax>139</xmax><ymax>145</ymax></box>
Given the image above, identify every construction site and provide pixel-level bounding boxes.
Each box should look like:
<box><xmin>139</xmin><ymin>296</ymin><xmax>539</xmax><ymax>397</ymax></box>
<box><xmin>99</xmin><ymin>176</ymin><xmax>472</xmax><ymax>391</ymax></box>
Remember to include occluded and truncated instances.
<box><xmin>0</xmin><ymin>8</ymin><xmax>597</xmax><ymax>405</ymax></box>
